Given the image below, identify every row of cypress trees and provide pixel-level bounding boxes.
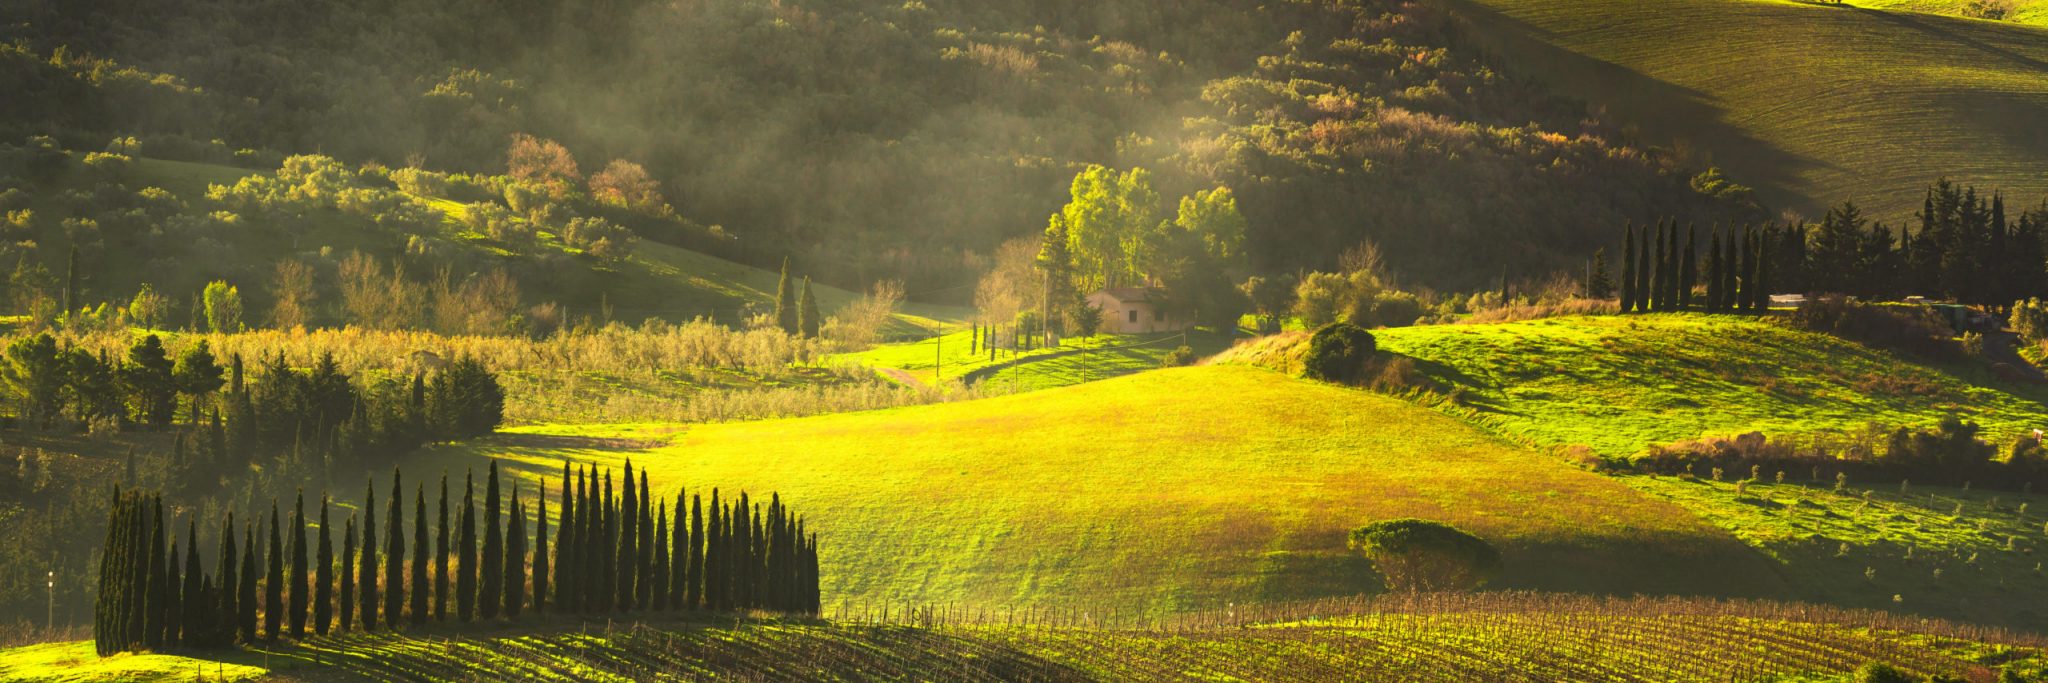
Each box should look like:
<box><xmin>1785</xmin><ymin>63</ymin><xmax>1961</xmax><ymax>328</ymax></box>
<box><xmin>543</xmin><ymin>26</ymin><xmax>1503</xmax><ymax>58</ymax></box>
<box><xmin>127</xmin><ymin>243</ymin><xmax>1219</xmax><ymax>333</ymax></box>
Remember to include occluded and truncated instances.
<box><xmin>93</xmin><ymin>459</ymin><xmax>820</xmax><ymax>656</ymax></box>
<box><xmin>1618</xmin><ymin>220</ymin><xmax>1771</xmax><ymax>314</ymax></box>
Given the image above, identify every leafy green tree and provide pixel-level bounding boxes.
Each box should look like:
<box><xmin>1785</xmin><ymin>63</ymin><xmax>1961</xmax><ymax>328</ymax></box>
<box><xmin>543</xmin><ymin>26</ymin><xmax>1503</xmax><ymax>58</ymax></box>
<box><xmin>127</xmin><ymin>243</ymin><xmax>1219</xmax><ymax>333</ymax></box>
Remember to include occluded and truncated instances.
<box><xmin>5</xmin><ymin>333</ymin><xmax>66</xmax><ymax>429</ymax></box>
<box><xmin>123</xmin><ymin>335</ymin><xmax>178</xmax><ymax>428</ymax></box>
<box><xmin>428</xmin><ymin>357</ymin><xmax>504</xmax><ymax>439</ymax></box>
<box><xmin>202</xmin><ymin>281</ymin><xmax>243</xmax><ymax>333</ymax></box>
<box><xmin>173</xmin><ymin>340</ymin><xmax>225</xmax><ymax>425</ymax></box>
<box><xmin>1303</xmin><ymin>322</ymin><xmax>1376</xmax><ymax>384</ymax></box>
<box><xmin>1348</xmin><ymin>519</ymin><xmax>1501</xmax><ymax>592</ymax></box>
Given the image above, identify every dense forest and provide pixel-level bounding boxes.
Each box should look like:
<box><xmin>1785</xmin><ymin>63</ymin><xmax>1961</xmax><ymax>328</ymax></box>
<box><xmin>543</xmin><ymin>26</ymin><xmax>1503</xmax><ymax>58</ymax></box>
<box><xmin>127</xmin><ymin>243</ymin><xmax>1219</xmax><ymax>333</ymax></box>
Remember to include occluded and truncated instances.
<box><xmin>0</xmin><ymin>0</ymin><xmax>1756</xmax><ymax>294</ymax></box>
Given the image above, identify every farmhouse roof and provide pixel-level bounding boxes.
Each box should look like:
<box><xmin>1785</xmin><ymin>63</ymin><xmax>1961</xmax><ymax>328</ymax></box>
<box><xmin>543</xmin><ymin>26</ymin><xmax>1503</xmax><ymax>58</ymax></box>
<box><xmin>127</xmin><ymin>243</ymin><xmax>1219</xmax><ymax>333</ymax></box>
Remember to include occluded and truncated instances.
<box><xmin>1095</xmin><ymin>287</ymin><xmax>1160</xmax><ymax>303</ymax></box>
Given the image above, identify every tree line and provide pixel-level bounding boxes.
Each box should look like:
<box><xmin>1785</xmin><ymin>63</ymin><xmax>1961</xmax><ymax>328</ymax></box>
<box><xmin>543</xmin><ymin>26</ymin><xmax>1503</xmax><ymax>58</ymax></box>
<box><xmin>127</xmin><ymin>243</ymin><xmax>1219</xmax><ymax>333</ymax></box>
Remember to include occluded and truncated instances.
<box><xmin>93</xmin><ymin>459</ymin><xmax>821</xmax><ymax>656</ymax></box>
<box><xmin>1604</xmin><ymin>179</ymin><xmax>2048</xmax><ymax>311</ymax></box>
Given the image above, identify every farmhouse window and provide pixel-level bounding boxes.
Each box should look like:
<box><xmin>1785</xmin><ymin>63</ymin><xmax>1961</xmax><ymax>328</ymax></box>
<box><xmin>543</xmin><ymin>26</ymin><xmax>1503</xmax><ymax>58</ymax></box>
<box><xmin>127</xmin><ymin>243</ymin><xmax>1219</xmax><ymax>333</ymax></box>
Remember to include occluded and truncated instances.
<box><xmin>1128</xmin><ymin>310</ymin><xmax>1138</xmax><ymax>323</ymax></box>
<box><xmin>1154</xmin><ymin>309</ymin><xmax>1164</xmax><ymax>321</ymax></box>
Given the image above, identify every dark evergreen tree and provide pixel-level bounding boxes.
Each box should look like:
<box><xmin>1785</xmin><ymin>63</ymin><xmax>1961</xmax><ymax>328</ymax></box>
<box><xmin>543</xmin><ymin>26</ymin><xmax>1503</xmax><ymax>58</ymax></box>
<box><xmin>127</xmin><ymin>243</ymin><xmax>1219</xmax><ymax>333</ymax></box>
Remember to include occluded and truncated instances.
<box><xmin>412</xmin><ymin>485</ymin><xmax>428</xmax><ymax>626</ymax></box>
<box><xmin>705</xmin><ymin>490</ymin><xmax>722</xmax><ymax>611</ymax></box>
<box><xmin>215</xmin><ymin>512</ymin><xmax>238</xmax><ymax>644</ymax></box>
<box><xmin>1754</xmin><ymin>234</ymin><xmax>1772</xmax><ymax>313</ymax></box>
<box><xmin>653</xmin><ymin>501</ymin><xmax>669</xmax><ymax>611</ymax></box>
<box><xmin>556</xmin><ymin>465</ymin><xmax>576</xmax><ymax>614</ymax></box>
<box><xmin>237</xmin><ymin>523</ymin><xmax>256</xmax><ymax>641</ymax></box>
<box><xmin>359</xmin><ymin>480</ymin><xmax>377</xmax><ymax>631</ymax></box>
<box><xmin>180</xmin><ymin>521</ymin><xmax>204</xmax><ymax>646</ymax></box>
<box><xmin>534</xmin><ymin>478</ymin><xmax>550</xmax><ymax>614</ymax></box>
<box><xmin>339</xmin><ymin>515</ymin><xmax>355</xmax><ymax>633</ymax></box>
<box><xmin>458</xmin><ymin>470</ymin><xmax>477</xmax><ymax>622</ymax></box>
<box><xmin>164</xmin><ymin>535</ymin><xmax>181</xmax><ymax>647</ymax></box>
<box><xmin>1620</xmin><ymin>221</ymin><xmax>1637</xmax><ymax>312</ymax></box>
<box><xmin>1680</xmin><ymin>224</ymin><xmax>1697</xmax><ymax>310</ymax></box>
<box><xmin>636</xmin><ymin>471</ymin><xmax>652</xmax><ymax>610</ymax></box>
<box><xmin>774</xmin><ymin>257</ymin><xmax>797</xmax><ymax>334</ymax></box>
<box><xmin>797</xmin><ymin>276</ymin><xmax>820</xmax><ymax>339</ymax></box>
<box><xmin>435</xmin><ymin>471</ymin><xmax>449</xmax><ymax>622</ymax></box>
<box><xmin>687</xmin><ymin>493</ymin><xmax>703</xmax><ymax>610</ymax></box>
<box><xmin>384</xmin><ymin>471</ymin><xmax>404</xmax><ymax>627</ymax></box>
<box><xmin>289</xmin><ymin>491</ymin><xmax>307</xmax><ymax>638</ymax></box>
<box><xmin>481</xmin><ymin>462</ymin><xmax>502</xmax><ymax>619</ymax></box>
<box><xmin>617</xmin><ymin>460</ymin><xmax>637</xmax><ymax>611</ymax></box>
<box><xmin>261</xmin><ymin>500</ymin><xmax>281</xmax><ymax>640</ymax></box>
<box><xmin>314</xmin><ymin>498</ymin><xmax>332</xmax><ymax>636</ymax></box>
<box><xmin>505</xmin><ymin>487</ymin><xmax>525</xmax><ymax>618</ymax></box>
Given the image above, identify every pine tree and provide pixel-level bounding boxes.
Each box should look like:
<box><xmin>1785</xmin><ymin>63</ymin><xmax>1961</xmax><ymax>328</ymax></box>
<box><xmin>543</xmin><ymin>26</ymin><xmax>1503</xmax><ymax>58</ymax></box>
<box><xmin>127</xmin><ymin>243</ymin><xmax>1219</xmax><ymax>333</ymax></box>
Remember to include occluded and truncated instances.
<box><xmin>359</xmin><ymin>480</ymin><xmax>377</xmax><ymax>631</ymax></box>
<box><xmin>1680</xmin><ymin>224</ymin><xmax>1698</xmax><ymax>310</ymax></box>
<box><xmin>505</xmin><ymin>487</ymin><xmax>525</xmax><ymax>618</ymax></box>
<box><xmin>797</xmin><ymin>276</ymin><xmax>820</xmax><ymax>339</ymax></box>
<box><xmin>534</xmin><ymin>478</ymin><xmax>550</xmax><ymax>614</ymax></box>
<box><xmin>481</xmin><ymin>461</ymin><xmax>502</xmax><ymax>619</ymax></box>
<box><xmin>435</xmin><ymin>472</ymin><xmax>449</xmax><ymax>622</ymax></box>
<box><xmin>774</xmin><ymin>257</ymin><xmax>798</xmax><ymax>334</ymax></box>
<box><xmin>338</xmin><ymin>515</ymin><xmax>355</xmax><ymax>633</ymax></box>
<box><xmin>315</xmin><ymin>499</ymin><xmax>333</xmax><ymax>636</ymax></box>
<box><xmin>412</xmin><ymin>485</ymin><xmax>428</xmax><ymax>626</ymax></box>
<box><xmin>289</xmin><ymin>491</ymin><xmax>307</xmax><ymax>638</ymax></box>
<box><xmin>458</xmin><ymin>470</ymin><xmax>477</xmax><ymax>622</ymax></box>
<box><xmin>1620</xmin><ymin>222</ymin><xmax>1637</xmax><ymax>312</ymax></box>
<box><xmin>617</xmin><ymin>460</ymin><xmax>637</xmax><ymax>611</ymax></box>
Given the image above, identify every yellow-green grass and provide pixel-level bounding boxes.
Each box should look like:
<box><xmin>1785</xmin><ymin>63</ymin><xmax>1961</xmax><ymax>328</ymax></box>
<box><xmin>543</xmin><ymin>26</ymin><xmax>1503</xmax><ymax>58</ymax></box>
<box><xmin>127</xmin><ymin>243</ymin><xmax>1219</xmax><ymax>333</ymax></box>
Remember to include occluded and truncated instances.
<box><xmin>1629</xmin><ymin>475</ymin><xmax>2048</xmax><ymax>627</ymax></box>
<box><xmin>0</xmin><ymin>641</ymin><xmax>266</xmax><ymax>682</ymax></box>
<box><xmin>402</xmin><ymin>365</ymin><xmax>1788</xmax><ymax>617</ymax></box>
<box><xmin>1454</xmin><ymin>0</ymin><xmax>2048</xmax><ymax>222</ymax></box>
<box><xmin>1225</xmin><ymin>314</ymin><xmax>2048</xmax><ymax>457</ymax></box>
<box><xmin>832</xmin><ymin>330</ymin><xmax>1232</xmax><ymax>388</ymax></box>
<box><xmin>1851</xmin><ymin>0</ymin><xmax>2048</xmax><ymax>26</ymax></box>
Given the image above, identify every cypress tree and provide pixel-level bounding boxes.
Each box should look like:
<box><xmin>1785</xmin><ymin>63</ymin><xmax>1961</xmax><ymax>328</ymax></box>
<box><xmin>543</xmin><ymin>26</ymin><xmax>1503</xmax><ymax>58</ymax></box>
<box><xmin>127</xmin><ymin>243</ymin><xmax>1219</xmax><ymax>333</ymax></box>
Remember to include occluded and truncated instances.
<box><xmin>458</xmin><ymin>470</ymin><xmax>476</xmax><ymax>622</ymax></box>
<box><xmin>181</xmin><ymin>521</ymin><xmax>203</xmax><ymax>646</ymax></box>
<box><xmin>164</xmin><ymin>535</ymin><xmax>182</xmax><ymax>647</ymax></box>
<box><xmin>687</xmin><ymin>493</ymin><xmax>702</xmax><ymax>610</ymax></box>
<box><xmin>636</xmin><ymin>471</ymin><xmax>652</xmax><ymax>610</ymax></box>
<box><xmin>359</xmin><ymin>480</ymin><xmax>377</xmax><ymax>631</ymax></box>
<box><xmin>572</xmin><ymin>467</ymin><xmax>589</xmax><ymax>612</ymax></box>
<box><xmin>1680</xmin><ymin>224</ymin><xmax>1698</xmax><ymax>310</ymax></box>
<box><xmin>534</xmin><ymin>479</ymin><xmax>550</xmax><ymax>614</ymax></box>
<box><xmin>1755</xmin><ymin>234</ymin><xmax>1772</xmax><ymax>313</ymax></box>
<box><xmin>652</xmin><ymin>501</ymin><xmax>669</xmax><ymax>611</ymax></box>
<box><xmin>505</xmin><ymin>487</ymin><xmax>525</xmax><ymax>618</ymax></box>
<box><xmin>600</xmin><ymin>471</ymin><xmax>615</xmax><ymax>612</ymax></box>
<box><xmin>289</xmin><ymin>492</ymin><xmax>307</xmax><ymax>638</ymax></box>
<box><xmin>481</xmin><ymin>461</ymin><xmax>502</xmax><ymax>619</ymax></box>
<box><xmin>557</xmin><ymin>466</ymin><xmax>576</xmax><ymax>614</ymax></box>
<box><xmin>1649</xmin><ymin>221</ymin><xmax>1667</xmax><ymax>311</ymax></box>
<box><xmin>237</xmin><ymin>523</ymin><xmax>256</xmax><ymax>641</ymax></box>
<box><xmin>436</xmin><ymin>472</ymin><xmax>449</xmax><ymax>622</ymax></box>
<box><xmin>93</xmin><ymin>490</ymin><xmax>119</xmax><ymax>655</ymax></box>
<box><xmin>1705</xmin><ymin>227</ymin><xmax>1723</xmax><ymax>311</ymax></box>
<box><xmin>1620</xmin><ymin>222</ymin><xmax>1637</xmax><ymax>312</ymax></box>
<box><xmin>263</xmin><ymin>500</ymin><xmax>282</xmax><ymax>640</ymax></box>
<box><xmin>141</xmin><ymin>497</ymin><xmax>164</xmax><ymax>648</ymax></box>
<box><xmin>412</xmin><ymin>485</ymin><xmax>428</xmax><ymax>626</ymax></box>
<box><xmin>385</xmin><ymin>471</ymin><xmax>404</xmax><ymax>628</ymax></box>
<box><xmin>670</xmin><ymin>493</ymin><xmax>685</xmax><ymax>611</ymax></box>
<box><xmin>706</xmin><ymin>490</ymin><xmax>722</xmax><ymax>611</ymax></box>
<box><xmin>774</xmin><ymin>257</ymin><xmax>797</xmax><ymax>334</ymax></box>
<box><xmin>315</xmin><ymin>499</ymin><xmax>332</xmax><ymax>636</ymax></box>
<box><xmin>338</xmin><ymin>515</ymin><xmax>355</xmax><ymax>633</ymax></box>
<box><xmin>797</xmin><ymin>276</ymin><xmax>820</xmax><ymax>339</ymax></box>
<box><xmin>216</xmin><ymin>512</ymin><xmax>238</xmax><ymax>644</ymax></box>
<box><xmin>1721</xmin><ymin>228</ymin><xmax>1739</xmax><ymax>312</ymax></box>
<box><xmin>1741</xmin><ymin>226</ymin><xmax>1759</xmax><ymax>311</ymax></box>
<box><xmin>617</xmin><ymin>460</ymin><xmax>637</xmax><ymax>611</ymax></box>
<box><xmin>1666</xmin><ymin>222</ymin><xmax>1682</xmax><ymax>309</ymax></box>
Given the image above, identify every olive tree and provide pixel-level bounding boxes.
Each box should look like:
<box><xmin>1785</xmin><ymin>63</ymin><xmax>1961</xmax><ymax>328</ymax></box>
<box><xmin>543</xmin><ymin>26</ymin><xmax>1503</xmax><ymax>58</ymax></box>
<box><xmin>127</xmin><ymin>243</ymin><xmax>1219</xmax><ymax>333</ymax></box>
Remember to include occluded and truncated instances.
<box><xmin>1348</xmin><ymin>519</ymin><xmax>1501</xmax><ymax>592</ymax></box>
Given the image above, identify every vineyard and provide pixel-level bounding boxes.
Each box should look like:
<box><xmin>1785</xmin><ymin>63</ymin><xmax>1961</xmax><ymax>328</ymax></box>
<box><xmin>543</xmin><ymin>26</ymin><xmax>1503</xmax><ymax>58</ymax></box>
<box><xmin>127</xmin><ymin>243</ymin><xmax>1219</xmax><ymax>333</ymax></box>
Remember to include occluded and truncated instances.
<box><xmin>30</xmin><ymin>593</ymin><xmax>2034</xmax><ymax>682</ymax></box>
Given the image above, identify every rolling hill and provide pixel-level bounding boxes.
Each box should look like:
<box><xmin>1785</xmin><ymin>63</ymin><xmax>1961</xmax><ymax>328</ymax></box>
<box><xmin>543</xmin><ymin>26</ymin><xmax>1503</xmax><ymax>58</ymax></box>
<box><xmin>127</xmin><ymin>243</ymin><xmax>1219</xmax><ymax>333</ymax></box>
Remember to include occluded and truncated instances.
<box><xmin>1450</xmin><ymin>0</ymin><xmax>2048</xmax><ymax>223</ymax></box>
<box><xmin>402</xmin><ymin>365</ymin><xmax>1788</xmax><ymax>618</ymax></box>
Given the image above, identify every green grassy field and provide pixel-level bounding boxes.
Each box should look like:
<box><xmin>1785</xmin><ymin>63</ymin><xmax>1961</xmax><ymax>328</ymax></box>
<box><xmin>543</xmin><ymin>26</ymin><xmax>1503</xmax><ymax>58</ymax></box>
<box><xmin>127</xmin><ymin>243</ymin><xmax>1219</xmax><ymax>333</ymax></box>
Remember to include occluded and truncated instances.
<box><xmin>1853</xmin><ymin>0</ymin><xmax>2048</xmax><ymax>25</ymax></box>
<box><xmin>403</xmin><ymin>365</ymin><xmax>1785</xmax><ymax>618</ymax></box>
<box><xmin>1453</xmin><ymin>0</ymin><xmax>2048</xmax><ymax>222</ymax></box>
<box><xmin>1223</xmin><ymin>314</ymin><xmax>2048</xmax><ymax>457</ymax></box>
<box><xmin>9</xmin><ymin>592</ymin><xmax>2039</xmax><ymax>682</ymax></box>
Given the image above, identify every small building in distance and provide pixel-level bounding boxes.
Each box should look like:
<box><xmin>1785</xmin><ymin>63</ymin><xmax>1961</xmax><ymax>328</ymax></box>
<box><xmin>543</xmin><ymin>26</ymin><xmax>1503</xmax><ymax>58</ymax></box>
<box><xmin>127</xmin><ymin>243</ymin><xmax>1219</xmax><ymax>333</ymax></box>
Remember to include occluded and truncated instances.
<box><xmin>1086</xmin><ymin>287</ymin><xmax>1190</xmax><ymax>334</ymax></box>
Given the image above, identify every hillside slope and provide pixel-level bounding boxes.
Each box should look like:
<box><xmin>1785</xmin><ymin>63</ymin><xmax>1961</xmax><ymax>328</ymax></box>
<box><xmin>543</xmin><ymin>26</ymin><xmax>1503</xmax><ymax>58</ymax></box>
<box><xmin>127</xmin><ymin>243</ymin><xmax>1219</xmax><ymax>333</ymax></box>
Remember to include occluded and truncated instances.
<box><xmin>1451</xmin><ymin>0</ymin><xmax>2048</xmax><ymax>222</ymax></box>
<box><xmin>407</xmin><ymin>365</ymin><xmax>1788</xmax><ymax>617</ymax></box>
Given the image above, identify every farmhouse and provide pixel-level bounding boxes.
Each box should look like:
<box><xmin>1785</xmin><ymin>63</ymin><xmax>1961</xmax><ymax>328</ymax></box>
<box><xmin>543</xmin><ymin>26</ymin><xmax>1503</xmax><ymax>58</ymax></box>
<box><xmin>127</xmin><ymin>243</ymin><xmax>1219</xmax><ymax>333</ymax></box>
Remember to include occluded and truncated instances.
<box><xmin>1086</xmin><ymin>287</ymin><xmax>1190</xmax><ymax>334</ymax></box>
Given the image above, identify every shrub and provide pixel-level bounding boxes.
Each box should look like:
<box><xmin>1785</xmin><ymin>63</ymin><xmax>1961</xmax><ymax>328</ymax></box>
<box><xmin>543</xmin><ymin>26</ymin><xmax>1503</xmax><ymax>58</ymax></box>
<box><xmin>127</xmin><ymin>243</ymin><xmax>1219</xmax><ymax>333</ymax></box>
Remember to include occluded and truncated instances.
<box><xmin>1161</xmin><ymin>345</ymin><xmax>1195</xmax><ymax>367</ymax></box>
<box><xmin>1787</xmin><ymin>295</ymin><xmax>1959</xmax><ymax>359</ymax></box>
<box><xmin>1348</xmin><ymin>519</ymin><xmax>1501</xmax><ymax>592</ymax></box>
<box><xmin>1303</xmin><ymin>322</ymin><xmax>1375</xmax><ymax>383</ymax></box>
<box><xmin>1852</xmin><ymin>662</ymin><xmax>1914</xmax><ymax>683</ymax></box>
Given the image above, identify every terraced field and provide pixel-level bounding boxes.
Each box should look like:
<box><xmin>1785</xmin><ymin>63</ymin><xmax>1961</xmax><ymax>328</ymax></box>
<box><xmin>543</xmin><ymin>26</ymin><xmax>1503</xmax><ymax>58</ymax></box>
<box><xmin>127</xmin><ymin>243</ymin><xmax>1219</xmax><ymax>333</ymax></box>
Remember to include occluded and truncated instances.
<box><xmin>1454</xmin><ymin>0</ymin><xmax>2048</xmax><ymax>221</ymax></box>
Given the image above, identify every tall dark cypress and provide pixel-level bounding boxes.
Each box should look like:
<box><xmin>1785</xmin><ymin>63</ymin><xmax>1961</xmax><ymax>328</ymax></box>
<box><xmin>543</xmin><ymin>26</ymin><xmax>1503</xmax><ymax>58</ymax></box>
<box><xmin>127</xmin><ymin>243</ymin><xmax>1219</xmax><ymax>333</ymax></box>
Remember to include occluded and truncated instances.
<box><xmin>385</xmin><ymin>471</ymin><xmax>404</xmax><ymax>628</ymax></box>
<box><xmin>1680</xmin><ymin>224</ymin><xmax>1698</xmax><ymax>310</ymax></box>
<box><xmin>1620</xmin><ymin>222</ymin><xmax>1637</xmax><ymax>312</ymax></box>
<box><xmin>705</xmin><ymin>490</ymin><xmax>722</xmax><ymax>611</ymax></box>
<box><xmin>652</xmin><ymin>501</ymin><xmax>669</xmax><ymax>611</ymax></box>
<box><xmin>216</xmin><ymin>512</ymin><xmax>238</xmax><ymax>644</ymax></box>
<box><xmin>670</xmin><ymin>493</ymin><xmax>686</xmax><ymax>611</ymax></box>
<box><xmin>315</xmin><ymin>499</ymin><xmax>333</xmax><ymax>636</ymax></box>
<box><xmin>1722</xmin><ymin>228</ymin><xmax>1740</xmax><ymax>312</ymax></box>
<box><xmin>618</xmin><ymin>460</ymin><xmax>637</xmax><ymax>611</ymax></box>
<box><xmin>359</xmin><ymin>480</ymin><xmax>377</xmax><ymax>631</ymax></box>
<box><xmin>263</xmin><ymin>500</ymin><xmax>282</xmax><ymax>640</ymax></box>
<box><xmin>688</xmin><ymin>493</ymin><xmax>703</xmax><ymax>610</ymax></box>
<box><xmin>1650</xmin><ymin>221</ymin><xmax>1667</xmax><ymax>311</ymax></box>
<box><xmin>436</xmin><ymin>472</ymin><xmax>449</xmax><ymax>622</ymax></box>
<box><xmin>636</xmin><ymin>471</ymin><xmax>652</xmax><ymax>610</ymax></box>
<box><xmin>1636</xmin><ymin>223</ymin><xmax>1652</xmax><ymax>312</ymax></box>
<box><xmin>556</xmin><ymin>467</ymin><xmax>576</xmax><ymax>614</ymax></box>
<box><xmin>1741</xmin><ymin>226</ymin><xmax>1759</xmax><ymax>311</ymax></box>
<box><xmin>289</xmin><ymin>492</ymin><xmax>307</xmax><ymax>638</ymax></box>
<box><xmin>412</xmin><ymin>485</ymin><xmax>428</xmax><ymax>626</ymax></box>
<box><xmin>93</xmin><ymin>490</ymin><xmax>120</xmax><ymax>656</ymax></box>
<box><xmin>339</xmin><ymin>515</ymin><xmax>355</xmax><ymax>633</ymax></box>
<box><xmin>1754</xmin><ymin>234</ymin><xmax>1772</xmax><ymax>313</ymax></box>
<box><xmin>1666</xmin><ymin>222</ymin><xmax>1682</xmax><ymax>309</ymax></box>
<box><xmin>534</xmin><ymin>479</ymin><xmax>550</xmax><ymax>614</ymax></box>
<box><xmin>164</xmin><ymin>535</ymin><xmax>182</xmax><ymax>647</ymax></box>
<box><xmin>481</xmin><ymin>461</ymin><xmax>502</xmax><ymax>619</ymax></box>
<box><xmin>140</xmin><ymin>497</ymin><xmax>164</xmax><ymax>648</ymax></box>
<box><xmin>181</xmin><ymin>520</ymin><xmax>203</xmax><ymax>646</ymax></box>
<box><xmin>1705</xmin><ymin>227</ymin><xmax>1722</xmax><ymax>311</ymax></box>
<box><xmin>505</xmin><ymin>487</ymin><xmax>526</xmax><ymax>618</ymax></box>
<box><xmin>600</xmin><ymin>471</ymin><xmax>615</xmax><ymax>613</ymax></box>
<box><xmin>237</xmin><ymin>523</ymin><xmax>256</xmax><ymax>640</ymax></box>
<box><xmin>458</xmin><ymin>470</ymin><xmax>477</xmax><ymax>622</ymax></box>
